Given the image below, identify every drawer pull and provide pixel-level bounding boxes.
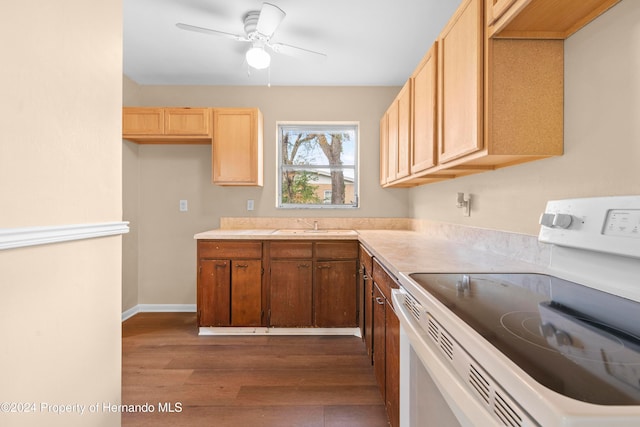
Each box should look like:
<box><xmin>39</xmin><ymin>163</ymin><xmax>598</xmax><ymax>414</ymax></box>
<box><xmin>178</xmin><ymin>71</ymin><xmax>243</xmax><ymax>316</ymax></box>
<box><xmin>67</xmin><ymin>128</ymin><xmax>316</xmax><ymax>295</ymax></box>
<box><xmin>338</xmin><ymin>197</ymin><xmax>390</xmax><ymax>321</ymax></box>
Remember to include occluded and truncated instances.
<box><xmin>235</xmin><ymin>263</ymin><xmax>249</xmax><ymax>268</ymax></box>
<box><xmin>216</xmin><ymin>262</ymin><xmax>227</xmax><ymax>268</ymax></box>
<box><xmin>298</xmin><ymin>263</ymin><xmax>310</xmax><ymax>268</ymax></box>
<box><xmin>317</xmin><ymin>265</ymin><xmax>331</xmax><ymax>270</ymax></box>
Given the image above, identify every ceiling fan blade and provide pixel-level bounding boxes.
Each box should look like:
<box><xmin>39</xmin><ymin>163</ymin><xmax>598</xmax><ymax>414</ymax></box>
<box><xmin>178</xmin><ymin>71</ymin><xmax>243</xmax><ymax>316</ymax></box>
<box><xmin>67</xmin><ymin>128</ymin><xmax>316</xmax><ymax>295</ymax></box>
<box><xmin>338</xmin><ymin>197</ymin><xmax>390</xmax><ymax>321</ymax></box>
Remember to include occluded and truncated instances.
<box><xmin>176</xmin><ymin>23</ymin><xmax>248</xmax><ymax>42</ymax></box>
<box><xmin>269</xmin><ymin>42</ymin><xmax>327</xmax><ymax>60</ymax></box>
<box><xmin>256</xmin><ymin>3</ymin><xmax>286</xmax><ymax>37</ymax></box>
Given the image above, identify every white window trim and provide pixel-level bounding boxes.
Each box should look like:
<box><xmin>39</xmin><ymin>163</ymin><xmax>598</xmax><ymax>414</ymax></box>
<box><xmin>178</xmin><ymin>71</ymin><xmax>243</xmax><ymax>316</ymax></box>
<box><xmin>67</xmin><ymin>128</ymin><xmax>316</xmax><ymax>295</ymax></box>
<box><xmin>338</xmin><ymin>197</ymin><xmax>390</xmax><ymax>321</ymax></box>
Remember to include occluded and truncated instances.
<box><xmin>276</xmin><ymin>121</ymin><xmax>360</xmax><ymax>209</ymax></box>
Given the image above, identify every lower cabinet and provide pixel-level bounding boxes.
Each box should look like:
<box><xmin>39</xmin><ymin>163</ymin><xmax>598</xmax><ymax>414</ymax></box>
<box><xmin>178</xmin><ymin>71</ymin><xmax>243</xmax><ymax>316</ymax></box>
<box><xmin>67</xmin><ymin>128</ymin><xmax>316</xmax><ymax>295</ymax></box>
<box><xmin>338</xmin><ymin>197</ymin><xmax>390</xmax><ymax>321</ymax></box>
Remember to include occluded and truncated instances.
<box><xmin>315</xmin><ymin>259</ymin><xmax>358</xmax><ymax>327</ymax></box>
<box><xmin>198</xmin><ymin>239</ymin><xmax>358</xmax><ymax>328</ymax></box>
<box><xmin>197</xmin><ymin>241</ymin><xmax>264</xmax><ymax>327</ymax></box>
<box><xmin>372</xmin><ymin>259</ymin><xmax>400</xmax><ymax>427</ymax></box>
<box><xmin>270</xmin><ymin>259</ymin><xmax>313</xmax><ymax>326</ymax></box>
<box><xmin>373</xmin><ymin>285</ymin><xmax>387</xmax><ymax>390</ymax></box>
<box><xmin>359</xmin><ymin>244</ymin><xmax>375</xmax><ymax>362</ymax></box>
<box><xmin>229</xmin><ymin>259</ymin><xmax>263</xmax><ymax>326</ymax></box>
<box><xmin>268</xmin><ymin>240</ymin><xmax>358</xmax><ymax>327</ymax></box>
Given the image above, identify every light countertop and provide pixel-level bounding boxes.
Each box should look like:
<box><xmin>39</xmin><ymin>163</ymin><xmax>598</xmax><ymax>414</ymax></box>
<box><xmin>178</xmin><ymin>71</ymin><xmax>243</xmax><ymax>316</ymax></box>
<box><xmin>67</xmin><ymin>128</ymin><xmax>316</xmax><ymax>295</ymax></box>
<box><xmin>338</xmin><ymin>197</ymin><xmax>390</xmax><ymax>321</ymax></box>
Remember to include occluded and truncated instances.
<box><xmin>356</xmin><ymin>230</ymin><xmax>546</xmax><ymax>278</ymax></box>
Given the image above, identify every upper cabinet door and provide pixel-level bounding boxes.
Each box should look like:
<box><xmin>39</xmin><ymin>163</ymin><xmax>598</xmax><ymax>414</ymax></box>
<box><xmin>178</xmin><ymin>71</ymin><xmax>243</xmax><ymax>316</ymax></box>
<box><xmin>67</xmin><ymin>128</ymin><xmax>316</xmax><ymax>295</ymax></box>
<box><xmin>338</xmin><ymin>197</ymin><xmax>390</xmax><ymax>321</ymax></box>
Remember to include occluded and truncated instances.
<box><xmin>212</xmin><ymin>108</ymin><xmax>264</xmax><ymax>186</ymax></box>
<box><xmin>379</xmin><ymin>114</ymin><xmax>389</xmax><ymax>186</ymax></box>
<box><xmin>396</xmin><ymin>81</ymin><xmax>412</xmax><ymax>180</ymax></box>
<box><xmin>437</xmin><ymin>0</ymin><xmax>483</xmax><ymax>164</ymax></box>
<box><xmin>411</xmin><ymin>43</ymin><xmax>438</xmax><ymax>174</ymax></box>
<box><xmin>122</xmin><ymin>108</ymin><xmax>164</xmax><ymax>135</ymax></box>
<box><xmin>164</xmin><ymin>108</ymin><xmax>211</xmax><ymax>136</ymax></box>
<box><xmin>386</xmin><ymin>101</ymin><xmax>399</xmax><ymax>183</ymax></box>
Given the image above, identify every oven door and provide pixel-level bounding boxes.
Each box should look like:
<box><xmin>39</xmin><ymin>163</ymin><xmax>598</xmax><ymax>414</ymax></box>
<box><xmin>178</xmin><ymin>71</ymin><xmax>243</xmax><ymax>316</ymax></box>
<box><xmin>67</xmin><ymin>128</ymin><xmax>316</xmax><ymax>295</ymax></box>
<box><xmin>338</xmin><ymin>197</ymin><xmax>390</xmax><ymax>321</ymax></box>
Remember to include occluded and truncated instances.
<box><xmin>392</xmin><ymin>288</ymin><xmax>497</xmax><ymax>427</ymax></box>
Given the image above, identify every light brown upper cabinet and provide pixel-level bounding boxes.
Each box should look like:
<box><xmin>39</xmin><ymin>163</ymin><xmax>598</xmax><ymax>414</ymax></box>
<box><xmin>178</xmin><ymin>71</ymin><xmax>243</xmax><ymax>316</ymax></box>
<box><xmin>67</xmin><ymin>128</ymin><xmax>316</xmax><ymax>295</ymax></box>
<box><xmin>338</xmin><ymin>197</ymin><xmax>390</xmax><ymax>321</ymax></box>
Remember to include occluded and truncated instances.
<box><xmin>437</xmin><ymin>0</ymin><xmax>484</xmax><ymax>165</ymax></box>
<box><xmin>122</xmin><ymin>107</ymin><xmax>212</xmax><ymax>143</ymax></box>
<box><xmin>488</xmin><ymin>0</ymin><xmax>621</xmax><ymax>39</ymax></box>
<box><xmin>396</xmin><ymin>81</ymin><xmax>412</xmax><ymax>180</ymax></box>
<box><xmin>212</xmin><ymin>108</ymin><xmax>263</xmax><ymax>187</ymax></box>
<box><xmin>379</xmin><ymin>114</ymin><xmax>389</xmax><ymax>186</ymax></box>
<box><xmin>380</xmin><ymin>81</ymin><xmax>411</xmax><ymax>185</ymax></box>
<box><xmin>380</xmin><ymin>0</ymin><xmax>619</xmax><ymax>187</ymax></box>
<box><xmin>381</xmin><ymin>0</ymin><xmax>567</xmax><ymax>187</ymax></box>
<box><xmin>410</xmin><ymin>43</ymin><xmax>438</xmax><ymax>175</ymax></box>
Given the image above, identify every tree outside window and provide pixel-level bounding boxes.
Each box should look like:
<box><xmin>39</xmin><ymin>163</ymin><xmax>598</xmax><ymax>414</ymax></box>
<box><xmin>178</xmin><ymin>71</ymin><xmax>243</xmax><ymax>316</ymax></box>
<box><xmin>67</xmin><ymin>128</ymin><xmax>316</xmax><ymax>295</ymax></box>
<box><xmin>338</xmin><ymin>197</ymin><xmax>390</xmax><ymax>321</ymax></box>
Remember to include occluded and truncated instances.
<box><xmin>278</xmin><ymin>123</ymin><xmax>358</xmax><ymax>208</ymax></box>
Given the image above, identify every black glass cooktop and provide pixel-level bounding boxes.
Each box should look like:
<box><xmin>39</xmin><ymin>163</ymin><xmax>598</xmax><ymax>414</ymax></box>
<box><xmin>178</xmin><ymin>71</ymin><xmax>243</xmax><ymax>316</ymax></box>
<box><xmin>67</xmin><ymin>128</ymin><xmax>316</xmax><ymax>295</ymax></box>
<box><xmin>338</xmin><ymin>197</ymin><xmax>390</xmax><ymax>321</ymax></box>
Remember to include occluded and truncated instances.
<box><xmin>409</xmin><ymin>273</ymin><xmax>640</xmax><ymax>405</ymax></box>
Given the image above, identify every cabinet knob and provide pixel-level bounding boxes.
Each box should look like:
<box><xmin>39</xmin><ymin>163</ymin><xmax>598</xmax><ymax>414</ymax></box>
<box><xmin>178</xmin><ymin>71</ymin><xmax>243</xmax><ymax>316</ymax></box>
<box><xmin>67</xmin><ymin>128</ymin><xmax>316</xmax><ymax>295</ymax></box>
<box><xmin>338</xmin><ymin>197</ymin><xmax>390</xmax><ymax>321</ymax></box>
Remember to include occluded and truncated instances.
<box><xmin>375</xmin><ymin>297</ymin><xmax>385</xmax><ymax>305</ymax></box>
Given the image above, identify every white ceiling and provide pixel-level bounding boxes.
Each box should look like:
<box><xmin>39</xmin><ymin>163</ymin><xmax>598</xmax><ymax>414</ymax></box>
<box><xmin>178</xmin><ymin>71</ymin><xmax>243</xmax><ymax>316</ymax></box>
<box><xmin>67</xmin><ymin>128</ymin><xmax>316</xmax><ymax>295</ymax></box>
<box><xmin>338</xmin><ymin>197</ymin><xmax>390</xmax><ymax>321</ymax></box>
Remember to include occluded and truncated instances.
<box><xmin>123</xmin><ymin>0</ymin><xmax>461</xmax><ymax>86</ymax></box>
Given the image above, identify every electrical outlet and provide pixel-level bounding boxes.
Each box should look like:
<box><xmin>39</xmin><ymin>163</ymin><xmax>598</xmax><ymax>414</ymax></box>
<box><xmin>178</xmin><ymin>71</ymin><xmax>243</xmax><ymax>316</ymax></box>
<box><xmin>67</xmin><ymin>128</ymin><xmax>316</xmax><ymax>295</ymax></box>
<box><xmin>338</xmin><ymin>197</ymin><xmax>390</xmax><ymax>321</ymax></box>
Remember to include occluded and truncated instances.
<box><xmin>247</xmin><ymin>199</ymin><xmax>254</xmax><ymax>211</ymax></box>
<box><xmin>179</xmin><ymin>200</ymin><xmax>188</xmax><ymax>212</ymax></box>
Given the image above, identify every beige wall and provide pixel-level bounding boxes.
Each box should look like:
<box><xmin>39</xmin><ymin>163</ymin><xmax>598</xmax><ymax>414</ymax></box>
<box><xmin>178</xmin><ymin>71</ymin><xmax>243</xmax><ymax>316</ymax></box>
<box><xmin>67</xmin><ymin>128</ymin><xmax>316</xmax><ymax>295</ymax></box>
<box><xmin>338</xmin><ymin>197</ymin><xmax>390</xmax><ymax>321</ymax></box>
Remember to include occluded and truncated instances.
<box><xmin>0</xmin><ymin>1</ymin><xmax>123</xmax><ymax>426</ymax></box>
<box><xmin>409</xmin><ymin>0</ymin><xmax>640</xmax><ymax>236</ymax></box>
<box><xmin>123</xmin><ymin>85</ymin><xmax>408</xmax><ymax>306</ymax></box>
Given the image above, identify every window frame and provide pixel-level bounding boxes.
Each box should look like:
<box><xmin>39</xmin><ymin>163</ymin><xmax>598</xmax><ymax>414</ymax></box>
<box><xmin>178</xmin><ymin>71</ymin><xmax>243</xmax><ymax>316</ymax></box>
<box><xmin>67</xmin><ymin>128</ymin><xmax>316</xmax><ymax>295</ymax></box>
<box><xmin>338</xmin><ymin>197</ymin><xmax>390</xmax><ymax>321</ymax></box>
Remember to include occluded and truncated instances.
<box><xmin>276</xmin><ymin>121</ymin><xmax>360</xmax><ymax>209</ymax></box>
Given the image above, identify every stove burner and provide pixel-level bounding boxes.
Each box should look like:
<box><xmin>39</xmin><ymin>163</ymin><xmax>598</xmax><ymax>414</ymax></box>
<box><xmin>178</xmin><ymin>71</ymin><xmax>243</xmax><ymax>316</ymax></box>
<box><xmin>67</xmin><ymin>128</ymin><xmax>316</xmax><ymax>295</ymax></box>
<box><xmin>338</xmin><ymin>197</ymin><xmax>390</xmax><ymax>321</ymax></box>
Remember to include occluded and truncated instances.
<box><xmin>500</xmin><ymin>309</ymin><xmax>638</xmax><ymax>365</ymax></box>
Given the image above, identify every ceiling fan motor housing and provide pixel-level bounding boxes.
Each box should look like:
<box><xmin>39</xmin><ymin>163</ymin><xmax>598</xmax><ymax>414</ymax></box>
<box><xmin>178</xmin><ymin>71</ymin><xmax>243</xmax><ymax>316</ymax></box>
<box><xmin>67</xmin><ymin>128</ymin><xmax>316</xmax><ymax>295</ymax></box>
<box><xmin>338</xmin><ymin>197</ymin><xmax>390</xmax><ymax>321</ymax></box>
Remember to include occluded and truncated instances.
<box><xmin>243</xmin><ymin>11</ymin><xmax>264</xmax><ymax>40</ymax></box>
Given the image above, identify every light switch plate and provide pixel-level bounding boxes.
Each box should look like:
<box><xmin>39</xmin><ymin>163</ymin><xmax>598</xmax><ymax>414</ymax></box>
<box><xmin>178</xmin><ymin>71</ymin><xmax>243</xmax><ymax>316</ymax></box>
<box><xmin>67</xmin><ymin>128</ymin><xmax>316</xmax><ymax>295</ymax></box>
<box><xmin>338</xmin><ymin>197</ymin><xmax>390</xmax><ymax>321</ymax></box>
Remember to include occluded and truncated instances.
<box><xmin>179</xmin><ymin>200</ymin><xmax>188</xmax><ymax>212</ymax></box>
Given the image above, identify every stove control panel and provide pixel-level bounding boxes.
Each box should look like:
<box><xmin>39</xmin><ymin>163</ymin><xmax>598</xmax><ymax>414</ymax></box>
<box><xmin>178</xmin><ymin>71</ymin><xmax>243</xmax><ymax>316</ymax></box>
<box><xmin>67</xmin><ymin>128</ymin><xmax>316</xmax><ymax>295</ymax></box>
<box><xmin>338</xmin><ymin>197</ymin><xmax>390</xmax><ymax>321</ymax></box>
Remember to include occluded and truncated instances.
<box><xmin>539</xmin><ymin>195</ymin><xmax>640</xmax><ymax>259</ymax></box>
<box><xmin>603</xmin><ymin>209</ymin><xmax>640</xmax><ymax>238</ymax></box>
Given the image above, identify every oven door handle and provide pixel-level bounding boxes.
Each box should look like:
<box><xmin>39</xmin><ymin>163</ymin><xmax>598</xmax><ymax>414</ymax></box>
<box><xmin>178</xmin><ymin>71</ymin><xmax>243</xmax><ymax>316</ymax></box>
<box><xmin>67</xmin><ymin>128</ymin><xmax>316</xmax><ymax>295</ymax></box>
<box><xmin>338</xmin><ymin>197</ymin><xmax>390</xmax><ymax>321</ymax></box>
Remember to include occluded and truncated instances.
<box><xmin>391</xmin><ymin>288</ymin><xmax>499</xmax><ymax>427</ymax></box>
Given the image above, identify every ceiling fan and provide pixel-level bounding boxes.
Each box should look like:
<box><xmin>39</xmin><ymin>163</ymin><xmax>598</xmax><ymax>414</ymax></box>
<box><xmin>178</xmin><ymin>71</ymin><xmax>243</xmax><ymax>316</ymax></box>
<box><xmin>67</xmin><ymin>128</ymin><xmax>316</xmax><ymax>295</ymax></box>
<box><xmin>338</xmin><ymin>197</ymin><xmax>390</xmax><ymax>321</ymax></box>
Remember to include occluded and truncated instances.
<box><xmin>176</xmin><ymin>2</ymin><xmax>327</xmax><ymax>70</ymax></box>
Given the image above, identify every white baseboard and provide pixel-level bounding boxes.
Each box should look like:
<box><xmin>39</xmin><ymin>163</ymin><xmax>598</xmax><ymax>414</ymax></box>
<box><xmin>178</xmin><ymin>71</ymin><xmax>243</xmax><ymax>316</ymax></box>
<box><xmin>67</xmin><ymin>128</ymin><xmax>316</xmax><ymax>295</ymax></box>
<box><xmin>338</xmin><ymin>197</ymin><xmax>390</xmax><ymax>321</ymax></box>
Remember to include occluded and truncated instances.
<box><xmin>121</xmin><ymin>304</ymin><xmax>196</xmax><ymax>322</ymax></box>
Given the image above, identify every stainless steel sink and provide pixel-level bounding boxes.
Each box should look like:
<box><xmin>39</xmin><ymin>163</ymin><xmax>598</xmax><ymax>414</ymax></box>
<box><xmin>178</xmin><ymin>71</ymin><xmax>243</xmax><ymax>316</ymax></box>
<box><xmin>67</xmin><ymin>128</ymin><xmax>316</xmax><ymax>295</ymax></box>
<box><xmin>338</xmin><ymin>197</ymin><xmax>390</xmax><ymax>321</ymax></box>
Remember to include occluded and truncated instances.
<box><xmin>271</xmin><ymin>229</ymin><xmax>357</xmax><ymax>236</ymax></box>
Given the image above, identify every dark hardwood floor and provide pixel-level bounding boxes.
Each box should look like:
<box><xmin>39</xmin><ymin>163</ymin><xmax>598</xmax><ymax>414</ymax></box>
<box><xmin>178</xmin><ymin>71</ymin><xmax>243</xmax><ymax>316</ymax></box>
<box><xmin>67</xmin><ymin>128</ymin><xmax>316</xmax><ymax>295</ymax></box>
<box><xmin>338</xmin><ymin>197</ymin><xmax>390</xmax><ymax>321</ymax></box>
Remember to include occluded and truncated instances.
<box><xmin>122</xmin><ymin>313</ymin><xmax>389</xmax><ymax>426</ymax></box>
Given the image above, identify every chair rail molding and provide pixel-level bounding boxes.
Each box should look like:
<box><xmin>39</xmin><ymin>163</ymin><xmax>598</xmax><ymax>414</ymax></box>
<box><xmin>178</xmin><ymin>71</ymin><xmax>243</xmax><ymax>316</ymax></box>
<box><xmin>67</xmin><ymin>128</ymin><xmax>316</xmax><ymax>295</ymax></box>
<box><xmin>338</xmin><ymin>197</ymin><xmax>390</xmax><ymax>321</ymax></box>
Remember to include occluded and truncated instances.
<box><xmin>0</xmin><ymin>222</ymin><xmax>130</xmax><ymax>250</ymax></box>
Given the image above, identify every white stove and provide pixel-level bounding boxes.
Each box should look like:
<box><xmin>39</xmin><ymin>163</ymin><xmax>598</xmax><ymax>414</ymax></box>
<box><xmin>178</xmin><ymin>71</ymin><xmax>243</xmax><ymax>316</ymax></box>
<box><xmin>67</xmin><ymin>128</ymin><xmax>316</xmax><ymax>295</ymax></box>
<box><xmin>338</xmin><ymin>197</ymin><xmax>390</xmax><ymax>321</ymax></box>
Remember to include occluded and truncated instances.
<box><xmin>395</xmin><ymin>195</ymin><xmax>640</xmax><ymax>427</ymax></box>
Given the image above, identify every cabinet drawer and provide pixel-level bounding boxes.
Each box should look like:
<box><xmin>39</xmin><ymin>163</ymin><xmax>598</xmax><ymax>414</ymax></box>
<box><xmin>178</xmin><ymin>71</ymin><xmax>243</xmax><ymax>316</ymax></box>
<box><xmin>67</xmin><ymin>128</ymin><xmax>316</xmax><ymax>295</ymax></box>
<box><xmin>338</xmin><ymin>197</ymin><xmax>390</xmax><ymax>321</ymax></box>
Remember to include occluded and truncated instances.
<box><xmin>315</xmin><ymin>241</ymin><xmax>358</xmax><ymax>259</ymax></box>
<box><xmin>372</xmin><ymin>258</ymin><xmax>399</xmax><ymax>303</ymax></box>
<box><xmin>198</xmin><ymin>241</ymin><xmax>262</xmax><ymax>259</ymax></box>
<box><xmin>270</xmin><ymin>242</ymin><xmax>313</xmax><ymax>258</ymax></box>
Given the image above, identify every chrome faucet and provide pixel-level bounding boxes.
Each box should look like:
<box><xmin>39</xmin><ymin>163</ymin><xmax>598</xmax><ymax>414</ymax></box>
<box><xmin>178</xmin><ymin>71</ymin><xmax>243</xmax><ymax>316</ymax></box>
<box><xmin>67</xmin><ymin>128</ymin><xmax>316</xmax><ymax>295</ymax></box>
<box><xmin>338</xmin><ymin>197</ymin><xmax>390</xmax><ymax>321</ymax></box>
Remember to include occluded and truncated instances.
<box><xmin>297</xmin><ymin>218</ymin><xmax>320</xmax><ymax>230</ymax></box>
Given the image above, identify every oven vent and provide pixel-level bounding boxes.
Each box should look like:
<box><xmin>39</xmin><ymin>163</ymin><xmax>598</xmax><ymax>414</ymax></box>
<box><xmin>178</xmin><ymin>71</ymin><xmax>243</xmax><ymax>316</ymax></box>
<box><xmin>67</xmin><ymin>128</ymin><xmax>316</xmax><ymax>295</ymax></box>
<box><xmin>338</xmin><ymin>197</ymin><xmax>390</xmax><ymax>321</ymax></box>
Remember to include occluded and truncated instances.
<box><xmin>426</xmin><ymin>313</ymin><xmax>536</xmax><ymax>427</ymax></box>
<box><xmin>469</xmin><ymin>364</ymin><xmax>491</xmax><ymax>404</ymax></box>
<box><xmin>440</xmin><ymin>332</ymin><xmax>454</xmax><ymax>360</ymax></box>
<box><xmin>427</xmin><ymin>317</ymin><xmax>440</xmax><ymax>343</ymax></box>
<box><xmin>494</xmin><ymin>390</ymin><xmax>523</xmax><ymax>427</ymax></box>
<box><xmin>402</xmin><ymin>292</ymin><xmax>422</xmax><ymax>322</ymax></box>
<box><xmin>466</xmin><ymin>363</ymin><xmax>531</xmax><ymax>427</ymax></box>
<box><xmin>426</xmin><ymin>315</ymin><xmax>454</xmax><ymax>361</ymax></box>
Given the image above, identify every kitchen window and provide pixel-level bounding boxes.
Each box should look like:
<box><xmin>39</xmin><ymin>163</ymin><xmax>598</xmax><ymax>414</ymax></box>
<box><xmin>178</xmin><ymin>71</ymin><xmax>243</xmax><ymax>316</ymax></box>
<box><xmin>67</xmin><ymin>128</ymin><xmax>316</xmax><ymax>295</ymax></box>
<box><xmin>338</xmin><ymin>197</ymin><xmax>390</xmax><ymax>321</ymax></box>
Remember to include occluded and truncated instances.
<box><xmin>277</xmin><ymin>122</ymin><xmax>359</xmax><ymax>208</ymax></box>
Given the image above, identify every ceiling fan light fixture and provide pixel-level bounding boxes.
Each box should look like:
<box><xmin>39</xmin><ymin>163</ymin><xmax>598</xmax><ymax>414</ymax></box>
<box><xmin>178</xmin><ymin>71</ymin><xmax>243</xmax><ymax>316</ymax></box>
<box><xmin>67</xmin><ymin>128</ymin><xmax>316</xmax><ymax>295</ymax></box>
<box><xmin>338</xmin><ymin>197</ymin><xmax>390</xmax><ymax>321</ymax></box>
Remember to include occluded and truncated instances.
<box><xmin>246</xmin><ymin>46</ymin><xmax>271</xmax><ymax>70</ymax></box>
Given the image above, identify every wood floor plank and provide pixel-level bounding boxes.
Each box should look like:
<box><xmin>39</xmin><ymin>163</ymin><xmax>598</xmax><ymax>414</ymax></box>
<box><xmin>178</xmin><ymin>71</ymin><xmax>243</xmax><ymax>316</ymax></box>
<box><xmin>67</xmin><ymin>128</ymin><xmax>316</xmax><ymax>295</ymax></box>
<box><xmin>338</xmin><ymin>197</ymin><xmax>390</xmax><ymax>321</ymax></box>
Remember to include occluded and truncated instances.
<box><xmin>185</xmin><ymin>368</ymin><xmax>377</xmax><ymax>387</ymax></box>
<box><xmin>122</xmin><ymin>313</ymin><xmax>390</xmax><ymax>427</ymax></box>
